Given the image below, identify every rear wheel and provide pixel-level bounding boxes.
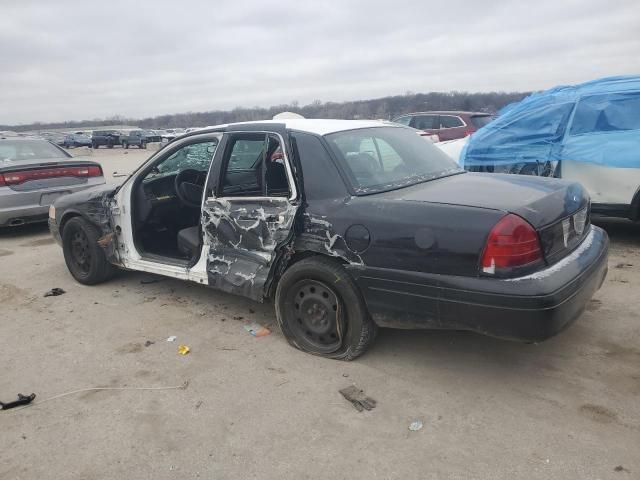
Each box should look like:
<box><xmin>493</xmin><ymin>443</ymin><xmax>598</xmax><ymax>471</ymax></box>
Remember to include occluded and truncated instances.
<box><xmin>275</xmin><ymin>257</ymin><xmax>377</xmax><ymax>360</ymax></box>
<box><xmin>62</xmin><ymin>217</ymin><xmax>115</xmax><ymax>285</ymax></box>
<box><xmin>140</xmin><ymin>142</ymin><xmax>147</xmax><ymax>149</ymax></box>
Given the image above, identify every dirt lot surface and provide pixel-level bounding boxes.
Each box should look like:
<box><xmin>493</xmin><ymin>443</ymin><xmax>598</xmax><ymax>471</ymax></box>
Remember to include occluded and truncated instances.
<box><xmin>1</xmin><ymin>148</ymin><xmax>639</xmax><ymax>479</ymax></box>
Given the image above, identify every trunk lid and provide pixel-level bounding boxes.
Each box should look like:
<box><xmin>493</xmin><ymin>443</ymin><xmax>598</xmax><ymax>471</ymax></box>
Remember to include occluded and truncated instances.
<box><xmin>378</xmin><ymin>172</ymin><xmax>591</xmax><ymax>264</ymax></box>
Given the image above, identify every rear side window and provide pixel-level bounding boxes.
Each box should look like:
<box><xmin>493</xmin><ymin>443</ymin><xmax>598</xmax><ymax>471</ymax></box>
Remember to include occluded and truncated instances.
<box><xmin>440</xmin><ymin>116</ymin><xmax>464</xmax><ymax>128</ymax></box>
<box><xmin>410</xmin><ymin>115</ymin><xmax>438</xmax><ymax>130</ymax></box>
<box><xmin>470</xmin><ymin>115</ymin><xmax>494</xmax><ymax>128</ymax></box>
<box><xmin>228</xmin><ymin>138</ymin><xmax>264</xmax><ymax>170</ymax></box>
<box><xmin>220</xmin><ymin>133</ymin><xmax>290</xmax><ymax>198</ymax></box>
<box><xmin>570</xmin><ymin>92</ymin><xmax>640</xmax><ymax>135</ymax></box>
<box><xmin>291</xmin><ymin>132</ymin><xmax>347</xmax><ymax>200</ymax></box>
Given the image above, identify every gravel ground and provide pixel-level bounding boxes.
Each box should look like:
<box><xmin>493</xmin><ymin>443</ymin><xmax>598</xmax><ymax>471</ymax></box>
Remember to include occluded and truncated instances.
<box><xmin>0</xmin><ymin>148</ymin><xmax>638</xmax><ymax>480</ymax></box>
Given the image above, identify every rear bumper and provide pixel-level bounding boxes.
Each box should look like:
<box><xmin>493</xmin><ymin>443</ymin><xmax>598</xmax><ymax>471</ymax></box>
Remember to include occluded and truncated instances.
<box><xmin>352</xmin><ymin>225</ymin><xmax>609</xmax><ymax>342</ymax></box>
<box><xmin>0</xmin><ymin>180</ymin><xmax>104</xmax><ymax>227</ymax></box>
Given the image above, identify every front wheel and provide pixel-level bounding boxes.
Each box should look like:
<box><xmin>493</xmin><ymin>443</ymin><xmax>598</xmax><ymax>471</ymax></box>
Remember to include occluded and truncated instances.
<box><xmin>275</xmin><ymin>257</ymin><xmax>377</xmax><ymax>360</ymax></box>
<box><xmin>62</xmin><ymin>217</ymin><xmax>115</xmax><ymax>285</ymax></box>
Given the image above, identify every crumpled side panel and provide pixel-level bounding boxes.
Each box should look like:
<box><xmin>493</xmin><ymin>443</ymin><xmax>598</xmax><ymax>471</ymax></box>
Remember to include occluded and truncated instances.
<box><xmin>60</xmin><ymin>185</ymin><xmax>121</xmax><ymax>265</ymax></box>
<box><xmin>293</xmin><ymin>212</ymin><xmax>363</xmax><ymax>265</ymax></box>
<box><xmin>203</xmin><ymin>198</ymin><xmax>297</xmax><ymax>301</ymax></box>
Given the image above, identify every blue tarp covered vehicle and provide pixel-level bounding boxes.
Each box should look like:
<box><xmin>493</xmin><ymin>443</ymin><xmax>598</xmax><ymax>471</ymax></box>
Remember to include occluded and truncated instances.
<box><xmin>460</xmin><ymin>75</ymin><xmax>640</xmax><ymax>220</ymax></box>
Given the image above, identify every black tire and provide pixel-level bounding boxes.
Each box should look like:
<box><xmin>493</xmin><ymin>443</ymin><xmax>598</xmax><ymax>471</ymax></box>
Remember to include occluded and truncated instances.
<box><xmin>62</xmin><ymin>217</ymin><xmax>115</xmax><ymax>285</ymax></box>
<box><xmin>107</xmin><ymin>144</ymin><xmax>114</xmax><ymax>149</ymax></box>
<box><xmin>92</xmin><ymin>143</ymin><xmax>98</xmax><ymax>149</ymax></box>
<box><xmin>140</xmin><ymin>142</ymin><xmax>147</xmax><ymax>149</ymax></box>
<box><xmin>123</xmin><ymin>142</ymin><xmax>129</xmax><ymax>149</ymax></box>
<box><xmin>275</xmin><ymin>256</ymin><xmax>377</xmax><ymax>360</ymax></box>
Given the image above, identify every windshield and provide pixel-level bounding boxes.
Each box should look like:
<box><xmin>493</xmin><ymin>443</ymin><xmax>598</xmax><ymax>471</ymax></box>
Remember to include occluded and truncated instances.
<box><xmin>0</xmin><ymin>139</ymin><xmax>68</xmax><ymax>162</ymax></box>
<box><xmin>325</xmin><ymin>127</ymin><xmax>461</xmax><ymax>194</ymax></box>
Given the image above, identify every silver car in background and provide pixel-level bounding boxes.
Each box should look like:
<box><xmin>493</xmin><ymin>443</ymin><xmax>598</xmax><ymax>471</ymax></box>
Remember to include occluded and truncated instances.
<box><xmin>0</xmin><ymin>137</ymin><xmax>105</xmax><ymax>227</ymax></box>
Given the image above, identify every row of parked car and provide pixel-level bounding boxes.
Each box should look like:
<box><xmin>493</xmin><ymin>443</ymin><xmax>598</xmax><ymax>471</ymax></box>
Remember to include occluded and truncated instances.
<box><xmin>40</xmin><ymin>128</ymin><xmax>191</xmax><ymax>150</ymax></box>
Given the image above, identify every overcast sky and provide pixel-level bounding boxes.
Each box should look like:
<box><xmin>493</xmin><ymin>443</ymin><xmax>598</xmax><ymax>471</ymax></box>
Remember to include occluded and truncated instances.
<box><xmin>1</xmin><ymin>0</ymin><xmax>639</xmax><ymax>125</ymax></box>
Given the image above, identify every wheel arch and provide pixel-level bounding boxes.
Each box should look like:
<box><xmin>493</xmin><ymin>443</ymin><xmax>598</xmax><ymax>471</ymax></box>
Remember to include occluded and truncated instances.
<box><xmin>631</xmin><ymin>185</ymin><xmax>640</xmax><ymax>221</ymax></box>
<box><xmin>59</xmin><ymin>210</ymin><xmax>104</xmax><ymax>237</ymax></box>
<box><xmin>266</xmin><ymin>250</ymin><xmax>347</xmax><ymax>300</ymax></box>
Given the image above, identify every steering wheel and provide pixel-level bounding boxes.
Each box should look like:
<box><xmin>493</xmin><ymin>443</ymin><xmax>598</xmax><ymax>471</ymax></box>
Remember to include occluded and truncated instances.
<box><xmin>174</xmin><ymin>169</ymin><xmax>206</xmax><ymax>208</ymax></box>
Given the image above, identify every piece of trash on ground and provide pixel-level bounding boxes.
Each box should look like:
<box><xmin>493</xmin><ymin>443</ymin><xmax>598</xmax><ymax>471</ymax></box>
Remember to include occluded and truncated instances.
<box><xmin>0</xmin><ymin>393</ymin><xmax>36</xmax><ymax>411</ymax></box>
<box><xmin>614</xmin><ymin>263</ymin><xmax>633</xmax><ymax>269</ymax></box>
<box><xmin>166</xmin><ymin>336</ymin><xmax>177</xmax><ymax>342</ymax></box>
<box><xmin>178</xmin><ymin>345</ymin><xmax>190</xmax><ymax>355</ymax></box>
<box><xmin>339</xmin><ymin>385</ymin><xmax>376</xmax><ymax>412</ymax></box>
<box><xmin>409</xmin><ymin>420</ymin><xmax>423</xmax><ymax>431</ymax></box>
<box><xmin>144</xmin><ymin>340</ymin><xmax>155</xmax><ymax>347</ymax></box>
<box><xmin>244</xmin><ymin>323</ymin><xmax>270</xmax><ymax>337</ymax></box>
<box><xmin>44</xmin><ymin>288</ymin><xmax>65</xmax><ymax>297</ymax></box>
<box><xmin>140</xmin><ymin>278</ymin><xmax>162</xmax><ymax>284</ymax></box>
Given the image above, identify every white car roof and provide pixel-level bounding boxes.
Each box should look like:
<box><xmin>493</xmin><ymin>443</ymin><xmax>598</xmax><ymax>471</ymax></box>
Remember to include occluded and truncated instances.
<box><xmin>204</xmin><ymin>119</ymin><xmax>400</xmax><ymax>136</ymax></box>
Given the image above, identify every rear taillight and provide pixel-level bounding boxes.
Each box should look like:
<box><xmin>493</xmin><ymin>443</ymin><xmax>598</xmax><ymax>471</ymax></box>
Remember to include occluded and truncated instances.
<box><xmin>0</xmin><ymin>165</ymin><xmax>102</xmax><ymax>186</ymax></box>
<box><xmin>481</xmin><ymin>214</ymin><xmax>542</xmax><ymax>274</ymax></box>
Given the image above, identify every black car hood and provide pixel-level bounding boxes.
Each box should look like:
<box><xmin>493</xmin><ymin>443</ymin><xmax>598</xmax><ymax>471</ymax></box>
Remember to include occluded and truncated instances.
<box><xmin>376</xmin><ymin>172</ymin><xmax>588</xmax><ymax>228</ymax></box>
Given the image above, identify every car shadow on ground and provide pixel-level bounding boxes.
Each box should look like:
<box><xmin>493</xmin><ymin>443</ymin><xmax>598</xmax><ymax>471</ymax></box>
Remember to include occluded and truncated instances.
<box><xmin>592</xmin><ymin>216</ymin><xmax>640</xmax><ymax>247</ymax></box>
<box><xmin>0</xmin><ymin>222</ymin><xmax>50</xmax><ymax>239</ymax></box>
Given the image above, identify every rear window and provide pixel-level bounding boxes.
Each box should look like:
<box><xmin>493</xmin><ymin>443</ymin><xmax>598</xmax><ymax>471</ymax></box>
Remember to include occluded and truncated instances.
<box><xmin>0</xmin><ymin>139</ymin><xmax>68</xmax><ymax>162</ymax></box>
<box><xmin>325</xmin><ymin>127</ymin><xmax>461</xmax><ymax>194</ymax></box>
<box><xmin>470</xmin><ymin>115</ymin><xmax>494</xmax><ymax>128</ymax></box>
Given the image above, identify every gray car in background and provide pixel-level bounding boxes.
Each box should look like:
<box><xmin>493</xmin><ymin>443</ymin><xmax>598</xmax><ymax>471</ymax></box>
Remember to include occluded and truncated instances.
<box><xmin>0</xmin><ymin>137</ymin><xmax>105</xmax><ymax>227</ymax></box>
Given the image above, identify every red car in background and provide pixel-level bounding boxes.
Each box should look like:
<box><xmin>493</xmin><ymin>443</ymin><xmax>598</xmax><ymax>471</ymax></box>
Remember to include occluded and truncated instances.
<box><xmin>392</xmin><ymin>111</ymin><xmax>495</xmax><ymax>141</ymax></box>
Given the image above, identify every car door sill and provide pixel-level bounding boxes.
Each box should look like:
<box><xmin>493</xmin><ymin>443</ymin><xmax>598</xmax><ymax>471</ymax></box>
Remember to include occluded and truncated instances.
<box><xmin>139</xmin><ymin>252</ymin><xmax>191</xmax><ymax>267</ymax></box>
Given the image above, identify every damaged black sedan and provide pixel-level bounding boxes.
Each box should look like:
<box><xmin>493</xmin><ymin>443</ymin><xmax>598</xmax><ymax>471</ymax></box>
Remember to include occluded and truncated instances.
<box><xmin>49</xmin><ymin>120</ymin><xmax>609</xmax><ymax>360</ymax></box>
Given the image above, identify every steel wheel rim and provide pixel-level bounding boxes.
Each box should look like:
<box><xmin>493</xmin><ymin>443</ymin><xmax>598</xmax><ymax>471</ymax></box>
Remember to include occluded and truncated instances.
<box><xmin>284</xmin><ymin>279</ymin><xmax>343</xmax><ymax>353</ymax></box>
<box><xmin>70</xmin><ymin>229</ymin><xmax>91</xmax><ymax>274</ymax></box>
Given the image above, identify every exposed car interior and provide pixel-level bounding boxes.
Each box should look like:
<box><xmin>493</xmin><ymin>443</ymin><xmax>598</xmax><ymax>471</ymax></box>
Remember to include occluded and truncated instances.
<box><xmin>132</xmin><ymin>133</ymin><xmax>290</xmax><ymax>262</ymax></box>
<box><xmin>133</xmin><ymin>140</ymin><xmax>218</xmax><ymax>261</ymax></box>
